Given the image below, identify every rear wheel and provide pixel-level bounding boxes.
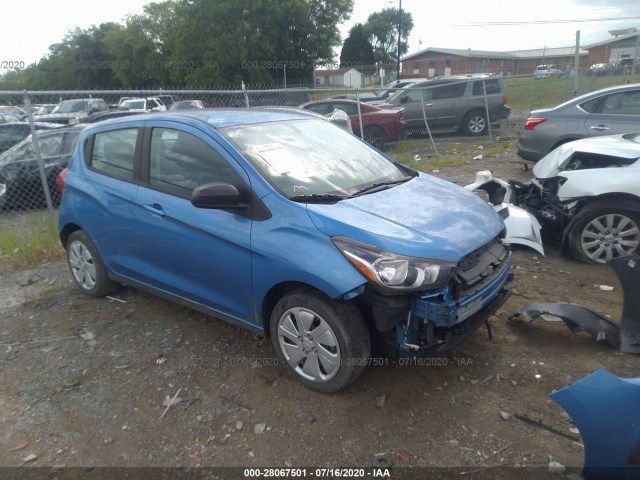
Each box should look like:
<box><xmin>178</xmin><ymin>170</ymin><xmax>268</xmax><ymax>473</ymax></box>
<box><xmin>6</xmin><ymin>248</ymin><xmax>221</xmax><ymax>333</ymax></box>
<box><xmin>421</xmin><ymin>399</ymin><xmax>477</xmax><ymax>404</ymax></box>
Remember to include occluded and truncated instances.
<box><xmin>66</xmin><ymin>230</ymin><xmax>119</xmax><ymax>297</ymax></box>
<box><xmin>270</xmin><ymin>288</ymin><xmax>370</xmax><ymax>393</ymax></box>
<box><xmin>566</xmin><ymin>201</ymin><xmax>640</xmax><ymax>263</ymax></box>
<box><xmin>462</xmin><ymin>110</ymin><xmax>487</xmax><ymax>136</ymax></box>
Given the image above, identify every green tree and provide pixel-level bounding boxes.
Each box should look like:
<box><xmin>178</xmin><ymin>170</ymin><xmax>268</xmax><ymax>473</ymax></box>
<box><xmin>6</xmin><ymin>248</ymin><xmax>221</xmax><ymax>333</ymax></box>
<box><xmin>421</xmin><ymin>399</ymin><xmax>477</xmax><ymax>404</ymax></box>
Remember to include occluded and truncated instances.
<box><xmin>340</xmin><ymin>24</ymin><xmax>375</xmax><ymax>68</ymax></box>
<box><xmin>170</xmin><ymin>0</ymin><xmax>353</xmax><ymax>86</ymax></box>
<box><xmin>364</xmin><ymin>8</ymin><xmax>414</xmax><ymax>66</ymax></box>
<box><xmin>0</xmin><ymin>0</ymin><xmax>354</xmax><ymax>89</ymax></box>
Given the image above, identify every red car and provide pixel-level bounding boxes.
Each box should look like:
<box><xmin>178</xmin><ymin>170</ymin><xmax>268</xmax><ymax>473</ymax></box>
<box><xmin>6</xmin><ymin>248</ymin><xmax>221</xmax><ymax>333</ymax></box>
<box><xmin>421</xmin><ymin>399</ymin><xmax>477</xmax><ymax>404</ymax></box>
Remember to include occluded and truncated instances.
<box><xmin>300</xmin><ymin>99</ymin><xmax>405</xmax><ymax>150</ymax></box>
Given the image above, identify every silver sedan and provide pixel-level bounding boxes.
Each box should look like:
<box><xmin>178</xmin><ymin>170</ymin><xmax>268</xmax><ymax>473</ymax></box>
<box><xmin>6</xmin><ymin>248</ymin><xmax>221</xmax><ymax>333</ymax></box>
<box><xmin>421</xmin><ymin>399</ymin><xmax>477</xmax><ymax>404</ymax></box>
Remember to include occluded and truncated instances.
<box><xmin>517</xmin><ymin>83</ymin><xmax>640</xmax><ymax>162</ymax></box>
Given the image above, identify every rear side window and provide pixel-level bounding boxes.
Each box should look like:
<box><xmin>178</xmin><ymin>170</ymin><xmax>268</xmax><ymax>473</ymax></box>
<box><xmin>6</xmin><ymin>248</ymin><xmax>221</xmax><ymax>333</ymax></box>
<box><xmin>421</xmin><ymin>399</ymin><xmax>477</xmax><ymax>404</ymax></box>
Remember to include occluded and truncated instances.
<box><xmin>149</xmin><ymin>128</ymin><xmax>238</xmax><ymax>198</ymax></box>
<box><xmin>472</xmin><ymin>79</ymin><xmax>501</xmax><ymax>95</ymax></box>
<box><xmin>432</xmin><ymin>82</ymin><xmax>466</xmax><ymax>99</ymax></box>
<box><xmin>582</xmin><ymin>90</ymin><xmax>640</xmax><ymax>114</ymax></box>
<box><xmin>90</xmin><ymin>128</ymin><xmax>138</xmax><ymax>180</ymax></box>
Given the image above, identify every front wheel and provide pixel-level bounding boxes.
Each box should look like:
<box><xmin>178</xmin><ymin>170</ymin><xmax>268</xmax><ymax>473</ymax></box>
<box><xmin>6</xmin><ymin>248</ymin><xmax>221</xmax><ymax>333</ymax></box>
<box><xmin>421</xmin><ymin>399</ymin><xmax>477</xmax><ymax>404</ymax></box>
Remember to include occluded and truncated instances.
<box><xmin>565</xmin><ymin>201</ymin><xmax>640</xmax><ymax>263</ymax></box>
<box><xmin>462</xmin><ymin>110</ymin><xmax>488</xmax><ymax>136</ymax></box>
<box><xmin>270</xmin><ymin>288</ymin><xmax>371</xmax><ymax>393</ymax></box>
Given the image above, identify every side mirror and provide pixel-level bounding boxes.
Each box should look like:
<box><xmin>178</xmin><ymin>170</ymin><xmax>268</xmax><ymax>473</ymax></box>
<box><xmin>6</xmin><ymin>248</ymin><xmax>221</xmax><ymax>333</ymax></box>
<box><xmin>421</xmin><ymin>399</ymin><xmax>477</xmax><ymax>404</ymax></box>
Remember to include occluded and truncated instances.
<box><xmin>400</xmin><ymin>94</ymin><xmax>409</xmax><ymax>104</ymax></box>
<box><xmin>191</xmin><ymin>183</ymin><xmax>248</xmax><ymax>210</ymax></box>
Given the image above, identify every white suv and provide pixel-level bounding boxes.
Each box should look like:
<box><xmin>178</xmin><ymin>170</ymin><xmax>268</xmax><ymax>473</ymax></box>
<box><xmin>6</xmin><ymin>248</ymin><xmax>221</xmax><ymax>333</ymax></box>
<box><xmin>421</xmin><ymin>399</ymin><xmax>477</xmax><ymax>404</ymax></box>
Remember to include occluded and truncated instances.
<box><xmin>534</xmin><ymin>65</ymin><xmax>563</xmax><ymax>79</ymax></box>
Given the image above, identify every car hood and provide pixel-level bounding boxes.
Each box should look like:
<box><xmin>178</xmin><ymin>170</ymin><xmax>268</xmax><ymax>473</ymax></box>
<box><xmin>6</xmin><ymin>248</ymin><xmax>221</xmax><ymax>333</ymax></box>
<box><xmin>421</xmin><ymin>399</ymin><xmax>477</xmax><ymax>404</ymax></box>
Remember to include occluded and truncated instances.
<box><xmin>533</xmin><ymin>134</ymin><xmax>640</xmax><ymax>178</ymax></box>
<box><xmin>307</xmin><ymin>174</ymin><xmax>503</xmax><ymax>262</ymax></box>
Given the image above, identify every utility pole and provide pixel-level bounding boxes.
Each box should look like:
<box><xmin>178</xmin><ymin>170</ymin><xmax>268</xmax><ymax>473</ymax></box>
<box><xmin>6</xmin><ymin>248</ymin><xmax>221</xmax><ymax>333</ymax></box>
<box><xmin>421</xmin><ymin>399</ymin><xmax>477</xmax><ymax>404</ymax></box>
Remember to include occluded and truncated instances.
<box><xmin>573</xmin><ymin>30</ymin><xmax>580</xmax><ymax>96</ymax></box>
<box><xmin>396</xmin><ymin>0</ymin><xmax>402</xmax><ymax>80</ymax></box>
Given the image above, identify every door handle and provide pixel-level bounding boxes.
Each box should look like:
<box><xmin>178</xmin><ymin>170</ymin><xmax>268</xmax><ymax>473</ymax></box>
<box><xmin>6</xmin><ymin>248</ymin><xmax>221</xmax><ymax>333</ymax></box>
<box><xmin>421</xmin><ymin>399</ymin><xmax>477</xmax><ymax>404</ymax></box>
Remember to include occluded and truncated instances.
<box><xmin>425</xmin><ymin>103</ymin><xmax>434</xmax><ymax>107</ymax></box>
<box><xmin>590</xmin><ymin>125</ymin><xmax>610</xmax><ymax>131</ymax></box>
<box><xmin>143</xmin><ymin>203</ymin><xmax>165</xmax><ymax>217</ymax></box>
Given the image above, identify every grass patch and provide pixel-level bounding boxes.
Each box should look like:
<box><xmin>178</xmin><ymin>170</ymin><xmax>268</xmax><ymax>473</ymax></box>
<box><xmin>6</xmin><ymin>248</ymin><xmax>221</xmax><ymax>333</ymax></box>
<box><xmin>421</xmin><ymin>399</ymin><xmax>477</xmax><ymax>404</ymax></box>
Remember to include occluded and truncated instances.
<box><xmin>504</xmin><ymin>74</ymin><xmax>628</xmax><ymax>110</ymax></box>
<box><xmin>0</xmin><ymin>213</ymin><xmax>64</xmax><ymax>272</ymax></box>
<box><xmin>387</xmin><ymin>137</ymin><xmax>516</xmax><ymax>173</ymax></box>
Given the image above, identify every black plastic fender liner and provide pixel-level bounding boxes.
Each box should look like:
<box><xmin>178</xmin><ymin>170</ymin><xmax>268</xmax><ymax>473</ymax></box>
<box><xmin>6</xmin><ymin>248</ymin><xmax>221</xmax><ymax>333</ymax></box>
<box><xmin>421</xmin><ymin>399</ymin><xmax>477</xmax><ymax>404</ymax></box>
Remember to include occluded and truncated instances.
<box><xmin>510</xmin><ymin>302</ymin><xmax>621</xmax><ymax>349</ymax></box>
<box><xmin>511</xmin><ymin>254</ymin><xmax>640</xmax><ymax>354</ymax></box>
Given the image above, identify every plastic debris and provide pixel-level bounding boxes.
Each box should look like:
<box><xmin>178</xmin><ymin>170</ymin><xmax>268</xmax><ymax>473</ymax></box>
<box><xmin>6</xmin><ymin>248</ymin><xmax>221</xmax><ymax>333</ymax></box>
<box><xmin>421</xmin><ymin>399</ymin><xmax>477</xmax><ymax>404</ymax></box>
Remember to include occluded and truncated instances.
<box><xmin>548</xmin><ymin>461</ymin><xmax>566</xmax><ymax>474</ymax></box>
<box><xmin>162</xmin><ymin>395</ymin><xmax>182</xmax><ymax>407</ymax></box>
<box><xmin>375</xmin><ymin>394</ymin><xmax>386</xmax><ymax>408</ymax></box>
<box><xmin>473</xmin><ymin>154</ymin><xmax>483</xmax><ymax>161</ymax></box>
<box><xmin>598</xmin><ymin>285</ymin><xmax>614</xmax><ymax>291</ymax></box>
<box><xmin>22</xmin><ymin>453</ymin><xmax>37</xmax><ymax>464</ymax></box>
<box><xmin>80</xmin><ymin>331</ymin><xmax>96</xmax><ymax>341</ymax></box>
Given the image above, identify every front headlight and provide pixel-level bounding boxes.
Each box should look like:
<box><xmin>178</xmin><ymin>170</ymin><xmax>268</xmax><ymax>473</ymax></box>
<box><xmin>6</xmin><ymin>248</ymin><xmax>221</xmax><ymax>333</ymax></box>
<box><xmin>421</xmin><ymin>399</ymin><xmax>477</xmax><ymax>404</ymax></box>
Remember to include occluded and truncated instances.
<box><xmin>332</xmin><ymin>236</ymin><xmax>455</xmax><ymax>292</ymax></box>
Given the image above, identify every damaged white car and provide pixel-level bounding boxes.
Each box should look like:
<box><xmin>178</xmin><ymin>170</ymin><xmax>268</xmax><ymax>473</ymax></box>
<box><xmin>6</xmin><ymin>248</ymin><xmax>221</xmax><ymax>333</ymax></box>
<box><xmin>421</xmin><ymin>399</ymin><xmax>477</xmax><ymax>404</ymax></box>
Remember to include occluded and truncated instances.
<box><xmin>468</xmin><ymin>133</ymin><xmax>640</xmax><ymax>263</ymax></box>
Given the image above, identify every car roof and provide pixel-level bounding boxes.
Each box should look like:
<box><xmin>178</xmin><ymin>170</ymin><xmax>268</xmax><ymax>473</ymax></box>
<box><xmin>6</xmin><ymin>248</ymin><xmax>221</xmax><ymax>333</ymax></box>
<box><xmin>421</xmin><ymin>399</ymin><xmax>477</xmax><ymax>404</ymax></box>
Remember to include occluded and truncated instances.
<box><xmin>82</xmin><ymin>108</ymin><xmax>316</xmax><ymax>131</ymax></box>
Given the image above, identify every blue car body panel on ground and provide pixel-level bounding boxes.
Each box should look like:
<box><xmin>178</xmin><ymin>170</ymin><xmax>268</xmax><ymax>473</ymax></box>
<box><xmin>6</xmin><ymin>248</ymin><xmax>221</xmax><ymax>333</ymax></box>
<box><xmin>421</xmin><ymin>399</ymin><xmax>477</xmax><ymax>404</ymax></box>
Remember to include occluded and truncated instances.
<box><xmin>551</xmin><ymin>369</ymin><xmax>640</xmax><ymax>479</ymax></box>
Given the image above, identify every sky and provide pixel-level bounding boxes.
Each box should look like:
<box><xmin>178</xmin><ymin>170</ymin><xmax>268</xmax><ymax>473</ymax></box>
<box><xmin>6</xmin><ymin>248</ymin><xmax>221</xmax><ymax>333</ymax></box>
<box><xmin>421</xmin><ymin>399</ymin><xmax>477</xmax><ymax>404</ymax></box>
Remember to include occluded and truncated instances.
<box><xmin>2</xmin><ymin>0</ymin><xmax>640</xmax><ymax>69</ymax></box>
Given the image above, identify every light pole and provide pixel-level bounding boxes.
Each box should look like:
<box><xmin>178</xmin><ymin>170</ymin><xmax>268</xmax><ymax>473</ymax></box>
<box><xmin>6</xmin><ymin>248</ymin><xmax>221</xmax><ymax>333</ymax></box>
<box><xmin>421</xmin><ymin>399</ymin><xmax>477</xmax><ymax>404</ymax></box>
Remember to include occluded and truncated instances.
<box><xmin>396</xmin><ymin>0</ymin><xmax>402</xmax><ymax>80</ymax></box>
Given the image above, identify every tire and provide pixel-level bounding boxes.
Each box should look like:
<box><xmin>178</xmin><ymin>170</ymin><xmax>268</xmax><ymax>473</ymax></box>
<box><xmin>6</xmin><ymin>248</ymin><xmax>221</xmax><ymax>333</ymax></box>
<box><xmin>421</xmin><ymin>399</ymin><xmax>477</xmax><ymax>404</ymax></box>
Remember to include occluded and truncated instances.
<box><xmin>270</xmin><ymin>288</ymin><xmax>371</xmax><ymax>393</ymax></box>
<box><xmin>66</xmin><ymin>230</ymin><xmax>119</xmax><ymax>297</ymax></box>
<box><xmin>565</xmin><ymin>201</ymin><xmax>640</xmax><ymax>264</ymax></box>
<box><xmin>462</xmin><ymin>110</ymin><xmax>487</xmax><ymax>136</ymax></box>
<box><xmin>363</xmin><ymin>126</ymin><xmax>389</xmax><ymax>150</ymax></box>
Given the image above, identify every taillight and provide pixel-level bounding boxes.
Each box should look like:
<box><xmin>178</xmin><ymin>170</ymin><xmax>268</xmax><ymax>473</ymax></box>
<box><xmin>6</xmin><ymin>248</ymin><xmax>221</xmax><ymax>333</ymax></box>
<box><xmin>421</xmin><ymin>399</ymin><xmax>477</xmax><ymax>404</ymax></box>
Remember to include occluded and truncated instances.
<box><xmin>503</xmin><ymin>95</ymin><xmax>507</xmax><ymax>105</ymax></box>
<box><xmin>524</xmin><ymin>117</ymin><xmax>547</xmax><ymax>130</ymax></box>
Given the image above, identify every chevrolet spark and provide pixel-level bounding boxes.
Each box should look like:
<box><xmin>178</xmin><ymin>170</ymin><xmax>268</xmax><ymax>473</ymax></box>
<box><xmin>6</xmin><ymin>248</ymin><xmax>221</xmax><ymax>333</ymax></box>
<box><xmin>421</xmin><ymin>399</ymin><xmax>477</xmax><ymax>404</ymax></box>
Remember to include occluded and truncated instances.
<box><xmin>59</xmin><ymin>110</ymin><xmax>511</xmax><ymax>393</ymax></box>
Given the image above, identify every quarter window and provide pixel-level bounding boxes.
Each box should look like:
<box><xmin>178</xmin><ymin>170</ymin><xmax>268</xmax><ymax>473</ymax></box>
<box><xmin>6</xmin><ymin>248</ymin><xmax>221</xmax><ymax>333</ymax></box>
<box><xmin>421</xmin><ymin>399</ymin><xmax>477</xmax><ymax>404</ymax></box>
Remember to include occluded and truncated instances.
<box><xmin>90</xmin><ymin>128</ymin><xmax>138</xmax><ymax>180</ymax></box>
<box><xmin>149</xmin><ymin>128</ymin><xmax>237</xmax><ymax>198</ymax></box>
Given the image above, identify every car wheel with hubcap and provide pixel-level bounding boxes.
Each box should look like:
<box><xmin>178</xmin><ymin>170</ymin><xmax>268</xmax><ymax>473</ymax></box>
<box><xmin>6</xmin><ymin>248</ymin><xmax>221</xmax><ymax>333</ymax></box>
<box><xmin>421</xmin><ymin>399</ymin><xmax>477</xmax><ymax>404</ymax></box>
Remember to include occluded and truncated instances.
<box><xmin>66</xmin><ymin>230</ymin><xmax>119</xmax><ymax>297</ymax></box>
<box><xmin>462</xmin><ymin>110</ymin><xmax>487</xmax><ymax>136</ymax></box>
<box><xmin>566</xmin><ymin>201</ymin><xmax>640</xmax><ymax>264</ymax></box>
<box><xmin>270</xmin><ymin>288</ymin><xmax>370</xmax><ymax>393</ymax></box>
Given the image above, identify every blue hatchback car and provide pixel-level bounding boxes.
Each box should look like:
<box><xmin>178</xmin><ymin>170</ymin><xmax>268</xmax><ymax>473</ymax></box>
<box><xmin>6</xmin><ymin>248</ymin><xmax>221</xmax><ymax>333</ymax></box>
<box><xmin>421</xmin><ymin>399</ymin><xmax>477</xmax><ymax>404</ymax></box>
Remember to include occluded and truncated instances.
<box><xmin>59</xmin><ymin>109</ymin><xmax>511</xmax><ymax>392</ymax></box>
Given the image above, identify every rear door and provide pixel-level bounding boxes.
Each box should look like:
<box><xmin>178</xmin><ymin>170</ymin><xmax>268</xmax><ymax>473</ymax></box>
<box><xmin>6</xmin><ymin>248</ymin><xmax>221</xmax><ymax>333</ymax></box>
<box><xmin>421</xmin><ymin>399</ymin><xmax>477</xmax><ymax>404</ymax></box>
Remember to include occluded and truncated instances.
<box><xmin>134</xmin><ymin>121</ymin><xmax>254</xmax><ymax>324</ymax></box>
<box><xmin>427</xmin><ymin>80</ymin><xmax>467</xmax><ymax>127</ymax></box>
<box><xmin>583</xmin><ymin>89</ymin><xmax>640</xmax><ymax>138</ymax></box>
<box><xmin>79</xmin><ymin>127</ymin><xmax>142</xmax><ymax>278</ymax></box>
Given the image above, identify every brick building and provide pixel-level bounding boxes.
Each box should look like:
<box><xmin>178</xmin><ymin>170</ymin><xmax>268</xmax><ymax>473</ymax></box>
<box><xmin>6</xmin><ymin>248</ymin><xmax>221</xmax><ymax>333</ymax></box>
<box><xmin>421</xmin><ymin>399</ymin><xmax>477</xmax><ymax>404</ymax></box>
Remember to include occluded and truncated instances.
<box><xmin>400</xmin><ymin>46</ymin><xmax>590</xmax><ymax>78</ymax></box>
<box><xmin>586</xmin><ymin>29</ymin><xmax>640</xmax><ymax>68</ymax></box>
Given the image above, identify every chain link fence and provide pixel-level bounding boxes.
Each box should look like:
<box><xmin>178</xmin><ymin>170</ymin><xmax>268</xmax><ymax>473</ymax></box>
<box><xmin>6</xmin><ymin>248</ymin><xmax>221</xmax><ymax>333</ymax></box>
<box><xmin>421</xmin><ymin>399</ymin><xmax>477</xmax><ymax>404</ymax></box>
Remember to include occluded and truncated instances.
<box><xmin>0</xmin><ymin>70</ymin><xmax>633</xmax><ymax>223</ymax></box>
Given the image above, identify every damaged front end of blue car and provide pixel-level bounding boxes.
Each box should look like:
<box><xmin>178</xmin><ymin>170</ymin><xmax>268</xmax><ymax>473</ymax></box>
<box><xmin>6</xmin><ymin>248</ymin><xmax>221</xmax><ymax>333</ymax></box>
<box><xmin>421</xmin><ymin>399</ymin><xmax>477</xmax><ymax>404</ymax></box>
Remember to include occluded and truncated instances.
<box><xmin>348</xmin><ymin>238</ymin><xmax>512</xmax><ymax>358</ymax></box>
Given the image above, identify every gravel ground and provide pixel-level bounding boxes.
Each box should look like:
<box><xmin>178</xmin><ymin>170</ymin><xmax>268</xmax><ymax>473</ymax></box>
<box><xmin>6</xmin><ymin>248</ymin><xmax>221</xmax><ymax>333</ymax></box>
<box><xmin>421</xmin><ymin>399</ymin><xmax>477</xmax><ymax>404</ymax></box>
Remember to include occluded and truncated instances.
<box><xmin>0</xmin><ymin>111</ymin><xmax>636</xmax><ymax>479</ymax></box>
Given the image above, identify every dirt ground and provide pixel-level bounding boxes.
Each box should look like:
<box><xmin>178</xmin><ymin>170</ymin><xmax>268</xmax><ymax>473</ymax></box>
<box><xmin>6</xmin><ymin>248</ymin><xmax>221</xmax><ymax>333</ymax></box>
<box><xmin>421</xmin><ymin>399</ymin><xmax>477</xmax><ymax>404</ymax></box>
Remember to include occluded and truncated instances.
<box><xmin>0</xmin><ymin>111</ymin><xmax>636</xmax><ymax>479</ymax></box>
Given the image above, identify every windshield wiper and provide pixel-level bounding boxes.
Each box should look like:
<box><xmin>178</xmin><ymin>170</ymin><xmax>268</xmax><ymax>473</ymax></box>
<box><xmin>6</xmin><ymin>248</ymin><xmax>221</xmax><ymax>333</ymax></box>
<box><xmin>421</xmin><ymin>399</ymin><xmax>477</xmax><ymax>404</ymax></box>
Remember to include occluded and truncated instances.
<box><xmin>350</xmin><ymin>176</ymin><xmax>414</xmax><ymax>198</ymax></box>
<box><xmin>288</xmin><ymin>193</ymin><xmax>348</xmax><ymax>204</ymax></box>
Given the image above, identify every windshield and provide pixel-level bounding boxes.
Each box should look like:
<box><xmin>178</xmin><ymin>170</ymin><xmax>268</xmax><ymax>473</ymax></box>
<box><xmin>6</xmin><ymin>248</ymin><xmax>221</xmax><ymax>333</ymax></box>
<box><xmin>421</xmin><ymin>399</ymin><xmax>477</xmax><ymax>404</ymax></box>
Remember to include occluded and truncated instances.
<box><xmin>122</xmin><ymin>100</ymin><xmax>145</xmax><ymax>109</ymax></box>
<box><xmin>53</xmin><ymin>100</ymin><xmax>88</xmax><ymax>114</ymax></box>
<box><xmin>222</xmin><ymin>119</ymin><xmax>408</xmax><ymax>199</ymax></box>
